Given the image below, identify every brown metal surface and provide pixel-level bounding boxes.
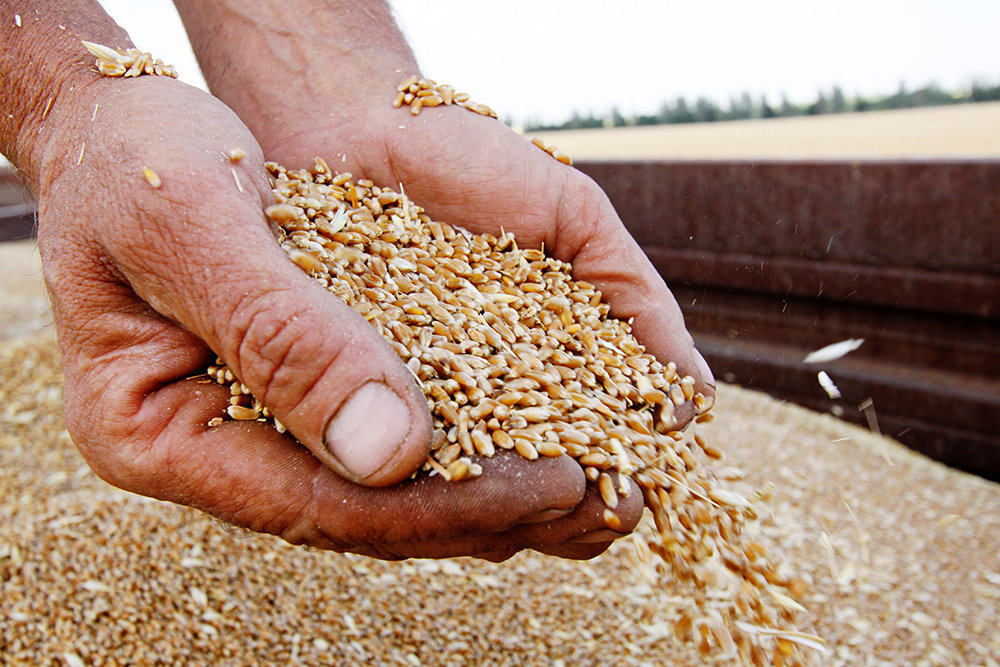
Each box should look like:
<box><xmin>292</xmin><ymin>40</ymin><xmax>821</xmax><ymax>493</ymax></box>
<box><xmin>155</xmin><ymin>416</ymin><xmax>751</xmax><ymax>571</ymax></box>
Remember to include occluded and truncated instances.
<box><xmin>0</xmin><ymin>169</ymin><xmax>34</xmax><ymax>242</ymax></box>
<box><xmin>3</xmin><ymin>162</ymin><xmax>999</xmax><ymax>478</ymax></box>
<box><xmin>577</xmin><ymin>159</ymin><xmax>1000</xmax><ymax>480</ymax></box>
<box><xmin>578</xmin><ymin>160</ymin><xmax>1000</xmax><ymax>269</ymax></box>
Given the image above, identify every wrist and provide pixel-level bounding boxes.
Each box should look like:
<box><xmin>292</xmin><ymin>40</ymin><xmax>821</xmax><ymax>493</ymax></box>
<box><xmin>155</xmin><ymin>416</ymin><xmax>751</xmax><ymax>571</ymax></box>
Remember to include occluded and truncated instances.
<box><xmin>0</xmin><ymin>0</ymin><xmax>134</xmax><ymax>189</ymax></box>
<box><xmin>173</xmin><ymin>0</ymin><xmax>419</xmax><ymax>156</ymax></box>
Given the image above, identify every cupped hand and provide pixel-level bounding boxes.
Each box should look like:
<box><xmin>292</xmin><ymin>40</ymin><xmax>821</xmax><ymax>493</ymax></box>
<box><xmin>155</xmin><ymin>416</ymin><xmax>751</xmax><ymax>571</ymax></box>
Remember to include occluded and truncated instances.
<box><xmin>243</xmin><ymin>92</ymin><xmax>715</xmax><ymax>556</ymax></box>
<box><xmin>35</xmin><ymin>76</ymin><xmax>642</xmax><ymax>560</ymax></box>
<box><xmin>260</xmin><ymin>97</ymin><xmax>715</xmax><ymax>412</ymax></box>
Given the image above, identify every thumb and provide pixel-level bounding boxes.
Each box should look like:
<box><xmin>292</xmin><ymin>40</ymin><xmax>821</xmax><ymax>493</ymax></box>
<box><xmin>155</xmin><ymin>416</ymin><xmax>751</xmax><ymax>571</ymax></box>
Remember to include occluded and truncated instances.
<box><xmin>214</xmin><ymin>277</ymin><xmax>433</xmax><ymax>487</ymax></box>
<box><xmin>104</xmin><ymin>164</ymin><xmax>432</xmax><ymax>486</ymax></box>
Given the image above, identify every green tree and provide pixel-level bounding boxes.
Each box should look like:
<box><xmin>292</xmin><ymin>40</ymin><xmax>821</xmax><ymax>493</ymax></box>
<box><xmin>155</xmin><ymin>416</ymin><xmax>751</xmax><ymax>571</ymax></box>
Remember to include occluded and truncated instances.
<box><xmin>780</xmin><ymin>94</ymin><xmax>801</xmax><ymax>117</ymax></box>
<box><xmin>806</xmin><ymin>90</ymin><xmax>829</xmax><ymax>115</ymax></box>
<box><xmin>760</xmin><ymin>95</ymin><xmax>776</xmax><ymax>118</ymax></box>
<box><xmin>831</xmin><ymin>86</ymin><xmax>847</xmax><ymax>113</ymax></box>
<box><xmin>693</xmin><ymin>96</ymin><xmax>720</xmax><ymax>122</ymax></box>
<box><xmin>668</xmin><ymin>97</ymin><xmax>695</xmax><ymax>124</ymax></box>
<box><xmin>727</xmin><ymin>91</ymin><xmax>754</xmax><ymax>120</ymax></box>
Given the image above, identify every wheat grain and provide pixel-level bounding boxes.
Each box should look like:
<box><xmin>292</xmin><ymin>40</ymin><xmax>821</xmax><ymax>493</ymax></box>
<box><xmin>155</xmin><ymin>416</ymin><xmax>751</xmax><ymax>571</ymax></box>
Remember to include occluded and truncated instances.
<box><xmin>82</xmin><ymin>40</ymin><xmax>178</xmax><ymax>79</ymax></box>
<box><xmin>200</xmin><ymin>159</ymin><xmax>820</xmax><ymax>665</ymax></box>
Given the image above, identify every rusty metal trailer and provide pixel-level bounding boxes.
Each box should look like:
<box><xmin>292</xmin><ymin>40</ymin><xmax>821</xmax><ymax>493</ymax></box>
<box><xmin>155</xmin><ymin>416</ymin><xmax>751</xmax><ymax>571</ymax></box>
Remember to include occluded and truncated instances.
<box><xmin>3</xmin><ymin>161</ymin><xmax>998</xmax><ymax>479</ymax></box>
<box><xmin>578</xmin><ymin>160</ymin><xmax>999</xmax><ymax>481</ymax></box>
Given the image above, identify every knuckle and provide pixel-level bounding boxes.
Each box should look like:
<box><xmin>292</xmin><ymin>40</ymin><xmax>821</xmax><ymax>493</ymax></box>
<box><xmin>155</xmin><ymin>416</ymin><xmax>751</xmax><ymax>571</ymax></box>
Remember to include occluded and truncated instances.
<box><xmin>62</xmin><ymin>377</ymin><xmax>170</xmax><ymax>496</ymax></box>
<box><xmin>66</xmin><ymin>418</ymin><xmax>163</xmax><ymax>496</ymax></box>
<box><xmin>225</xmin><ymin>291</ymin><xmax>331</xmax><ymax>413</ymax></box>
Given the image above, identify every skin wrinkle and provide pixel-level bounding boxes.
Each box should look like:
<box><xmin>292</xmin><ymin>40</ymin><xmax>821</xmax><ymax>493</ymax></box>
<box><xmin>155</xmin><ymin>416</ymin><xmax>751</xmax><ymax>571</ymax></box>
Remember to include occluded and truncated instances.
<box><xmin>234</xmin><ymin>297</ymin><xmax>307</xmax><ymax>406</ymax></box>
<box><xmin>547</xmin><ymin>172</ymin><xmax>610</xmax><ymax>266</ymax></box>
<box><xmin>234</xmin><ymin>458</ymin><xmax>319</xmax><ymax>541</ymax></box>
<box><xmin>284</xmin><ymin>464</ymin><xmax>346</xmax><ymax>548</ymax></box>
<box><xmin>218</xmin><ymin>285</ymin><xmax>289</xmax><ymax>381</ymax></box>
<box><xmin>132</xmin><ymin>398</ymin><xmax>278</xmax><ymax>515</ymax></box>
<box><xmin>122</xmin><ymin>203</ymin><xmax>209</xmax><ymax>305</ymax></box>
<box><xmin>174</xmin><ymin>1</ymin><xmax>417</xmax><ymax>143</ymax></box>
<box><xmin>7</xmin><ymin>49</ymin><xmax>111</xmax><ymax>184</ymax></box>
<box><xmin>63</xmin><ymin>304</ymin><xmax>214</xmax><ymax>488</ymax></box>
<box><xmin>231</xmin><ymin>293</ymin><xmax>370</xmax><ymax>439</ymax></box>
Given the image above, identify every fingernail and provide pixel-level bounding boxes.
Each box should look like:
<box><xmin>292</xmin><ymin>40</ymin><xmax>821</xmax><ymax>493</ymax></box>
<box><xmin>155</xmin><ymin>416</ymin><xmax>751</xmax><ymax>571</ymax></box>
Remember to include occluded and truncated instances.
<box><xmin>323</xmin><ymin>381</ymin><xmax>410</xmax><ymax>481</ymax></box>
<box><xmin>573</xmin><ymin>529</ymin><xmax>623</xmax><ymax>544</ymax></box>
<box><xmin>523</xmin><ymin>508</ymin><xmax>574</xmax><ymax>524</ymax></box>
<box><xmin>692</xmin><ymin>348</ymin><xmax>715</xmax><ymax>389</ymax></box>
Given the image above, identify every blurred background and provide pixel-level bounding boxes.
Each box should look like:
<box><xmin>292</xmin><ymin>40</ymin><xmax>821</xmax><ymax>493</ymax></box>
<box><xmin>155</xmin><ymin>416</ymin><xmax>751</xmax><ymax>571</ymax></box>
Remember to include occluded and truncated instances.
<box><xmin>96</xmin><ymin>0</ymin><xmax>1000</xmax><ymax>133</ymax></box>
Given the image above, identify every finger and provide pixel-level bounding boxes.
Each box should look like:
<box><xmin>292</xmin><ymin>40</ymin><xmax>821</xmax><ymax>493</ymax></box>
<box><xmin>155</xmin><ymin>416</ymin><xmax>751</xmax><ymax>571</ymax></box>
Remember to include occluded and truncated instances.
<box><xmin>546</xmin><ymin>167</ymin><xmax>716</xmax><ymax>399</ymax></box>
<box><xmin>334</xmin><ymin>459</ymin><xmax>647</xmax><ymax>562</ymax></box>
<box><xmin>58</xmin><ymin>86</ymin><xmax>432</xmax><ymax>487</ymax></box>
<box><xmin>61</xmin><ymin>366</ymin><xmax>590</xmax><ymax>557</ymax></box>
<box><xmin>518</xmin><ymin>476</ymin><xmax>645</xmax><ymax>560</ymax></box>
<box><xmin>313</xmin><ymin>451</ymin><xmax>589</xmax><ymax>558</ymax></box>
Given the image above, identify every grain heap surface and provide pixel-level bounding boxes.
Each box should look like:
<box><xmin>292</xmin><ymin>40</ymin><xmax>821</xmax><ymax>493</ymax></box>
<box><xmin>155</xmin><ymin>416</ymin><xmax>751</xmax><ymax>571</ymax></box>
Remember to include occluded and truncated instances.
<box><xmin>2</xmin><ymin>328</ymin><xmax>999</xmax><ymax>665</ymax></box>
<box><xmin>205</xmin><ymin>160</ymin><xmax>821</xmax><ymax>664</ymax></box>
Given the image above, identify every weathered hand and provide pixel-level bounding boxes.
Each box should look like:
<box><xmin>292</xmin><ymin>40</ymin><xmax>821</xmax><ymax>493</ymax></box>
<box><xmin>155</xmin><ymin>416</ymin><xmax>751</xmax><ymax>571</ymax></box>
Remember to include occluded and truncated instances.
<box><xmin>34</xmin><ymin>76</ymin><xmax>641</xmax><ymax>560</ymax></box>
<box><xmin>168</xmin><ymin>0</ymin><xmax>709</xmax><ymax>560</ymax></box>
<box><xmin>263</xmin><ymin>97</ymin><xmax>715</xmax><ymax>407</ymax></box>
<box><xmin>247</xmin><ymin>97</ymin><xmax>714</xmax><ymax>557</ymax></box>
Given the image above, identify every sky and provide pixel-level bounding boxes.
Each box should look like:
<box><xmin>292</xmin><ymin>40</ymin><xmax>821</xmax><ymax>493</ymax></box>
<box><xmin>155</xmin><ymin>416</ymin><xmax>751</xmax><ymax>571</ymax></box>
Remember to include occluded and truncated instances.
<box><xmin>98</xmin><ymin>1</ymin><xmax>1000</xmax><ymax>126</ymax></box>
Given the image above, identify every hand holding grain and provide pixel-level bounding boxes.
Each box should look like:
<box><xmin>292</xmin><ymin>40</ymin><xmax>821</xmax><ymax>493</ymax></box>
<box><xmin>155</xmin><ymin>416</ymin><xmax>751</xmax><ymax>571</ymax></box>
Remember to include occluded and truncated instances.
<box><xmin>33</xmin><ymin>77</ymin><xmax>641</xmax><ymax>560</ymax></box>
<box><xmin>260</xmin><ymin>102</ymin><xmax>715</xmax><ymax>404</ymax></box>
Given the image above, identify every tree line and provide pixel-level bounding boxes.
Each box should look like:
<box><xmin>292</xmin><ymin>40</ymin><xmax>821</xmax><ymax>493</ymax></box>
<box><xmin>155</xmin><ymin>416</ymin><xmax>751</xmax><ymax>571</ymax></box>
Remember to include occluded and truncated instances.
<box><xmin>523</xmin><ymin>80</ymin><xmax>1000</xmax><ymax>132</ymax></box>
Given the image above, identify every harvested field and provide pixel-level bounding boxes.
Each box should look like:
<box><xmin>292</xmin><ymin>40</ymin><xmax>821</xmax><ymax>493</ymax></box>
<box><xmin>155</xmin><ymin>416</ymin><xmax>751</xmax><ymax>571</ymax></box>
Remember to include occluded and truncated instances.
<box><xmin>2</xmin><ymin>322</ymin><xmax>998</xmax><ymax>664</ymax></box>
<box><xmin>529</xmin><ymin>102</ymin><xmax>1000</xmax><ymax>160</ymax></box>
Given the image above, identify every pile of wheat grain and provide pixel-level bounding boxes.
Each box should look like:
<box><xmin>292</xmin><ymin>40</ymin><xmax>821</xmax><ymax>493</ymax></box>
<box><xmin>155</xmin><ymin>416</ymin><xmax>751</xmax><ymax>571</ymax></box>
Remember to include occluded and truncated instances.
<box><xmin>2</xmin><ymin>327</ymin><xmax>998</xmax><ymax>665</ymax></box>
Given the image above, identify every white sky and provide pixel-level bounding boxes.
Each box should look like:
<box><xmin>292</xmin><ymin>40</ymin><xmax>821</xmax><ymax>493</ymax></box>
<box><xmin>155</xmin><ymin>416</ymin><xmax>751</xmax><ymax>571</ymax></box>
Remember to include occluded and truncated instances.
<box><xmin>101</xmin><ymin>0</ymin><xmax>1000</xmax><ymax>126</ymax></box>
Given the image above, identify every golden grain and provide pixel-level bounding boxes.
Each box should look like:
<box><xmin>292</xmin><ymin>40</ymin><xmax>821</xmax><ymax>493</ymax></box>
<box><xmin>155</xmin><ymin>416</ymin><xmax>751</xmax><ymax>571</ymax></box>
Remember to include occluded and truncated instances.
<box><xmin>394</xmin><ymin>75</ymin><xmax>499</xmax><ymax>120</ymax></box>
<box><xmin>82</xmin><ymin>40</ymin><xmax>177</xmax><ymax>79</ymax></box>
<box><xmin>226</xmin><ymin>405</ymin><xmax>259</xmax><ymax>421</ymax></box>
<box><xmin>513</xmin><ymin>438</ymin><xmax>539</xmax><ymax>461</ymax></box>
<box><xmin>529</xmin><ymin>136</ymin><xmax>574</xmax><ymax>165</ymax></box>
<box><xmin>199</xmin><ymin>159</ymin><xmax>818</xmax><ymax>665</ymax></box>
<box><xmin>142</xmin><ymin>167</ymin><xmax>161</xmax><ymax>188</ymax></box>
<box><xmin>598</xmin><ymin>473</ymin><xmax>619</xmax><ymax>509</ymax></box>
<box><xmin>602</xmin><ymin>508</ymin><xmax>623</xmax><ymax>531</ymax></box>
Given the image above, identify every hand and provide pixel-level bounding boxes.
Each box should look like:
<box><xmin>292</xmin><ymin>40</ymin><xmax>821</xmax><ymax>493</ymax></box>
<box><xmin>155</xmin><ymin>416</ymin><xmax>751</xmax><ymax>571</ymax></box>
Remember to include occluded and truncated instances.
<box><xmin>167</xmin><ymin>0</ymin><xmax>713</xmax><ymax>560</ymax></box>
<box><xmin>263</xmin><ymin>100</ymin><xmax>715</xmax><ymax>401</ymax></box>
<box><xmin>173</xmin><ymin>1</ymin><xmax>711</xmax><ymax>396</ymax></box>
<box><xmin>34</xmin><ymin>75</ymin><xmax>644</xmax><ymax>561</ymax></box>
